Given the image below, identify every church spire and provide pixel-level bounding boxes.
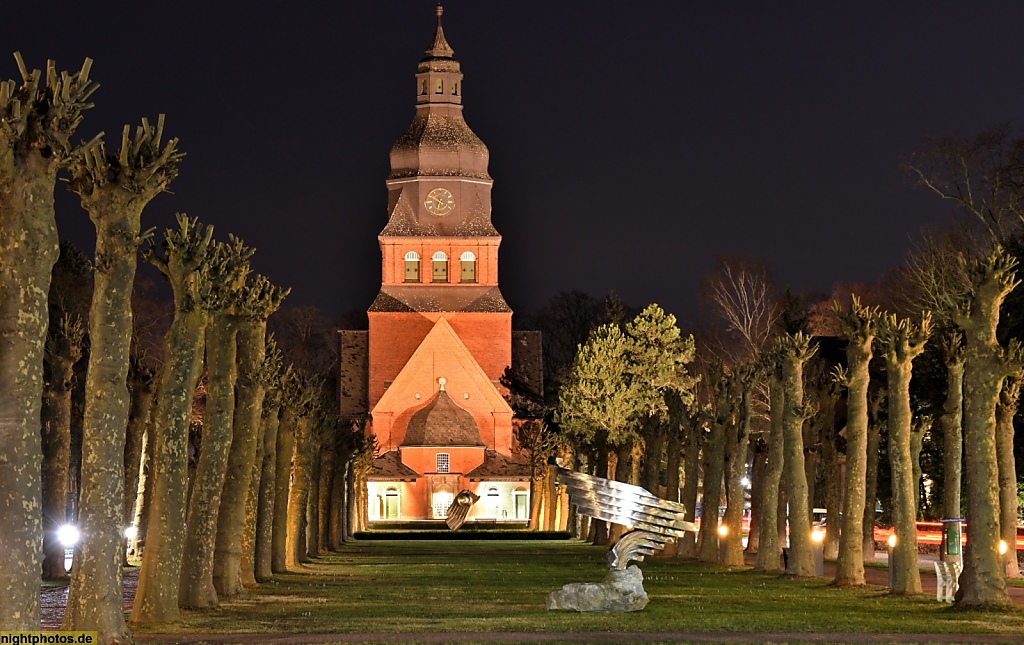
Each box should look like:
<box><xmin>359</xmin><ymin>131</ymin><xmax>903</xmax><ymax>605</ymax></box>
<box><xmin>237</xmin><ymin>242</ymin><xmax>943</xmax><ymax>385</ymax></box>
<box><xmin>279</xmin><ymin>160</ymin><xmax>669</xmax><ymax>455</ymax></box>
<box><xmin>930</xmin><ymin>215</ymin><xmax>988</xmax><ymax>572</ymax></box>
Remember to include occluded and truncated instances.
<box><xmin>424</xmin><ymin>4</ymin><xmax>455</xmax><ymax>60</ymax></box>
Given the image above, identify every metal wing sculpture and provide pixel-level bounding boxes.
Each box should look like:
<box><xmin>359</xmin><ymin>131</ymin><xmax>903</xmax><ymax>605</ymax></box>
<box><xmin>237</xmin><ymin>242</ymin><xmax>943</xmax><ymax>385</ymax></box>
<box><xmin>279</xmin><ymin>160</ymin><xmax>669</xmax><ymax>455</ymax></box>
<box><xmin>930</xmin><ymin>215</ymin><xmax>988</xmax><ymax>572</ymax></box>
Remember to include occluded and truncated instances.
<box><xmin>552</xmin><ymin>463</ymin><xmax>697</xmax><ymax>570</ymax></box>
<box><xmin>445</xmin><ymin>490</ymin><xmax>480</xmax><ymax>530</ymax></box>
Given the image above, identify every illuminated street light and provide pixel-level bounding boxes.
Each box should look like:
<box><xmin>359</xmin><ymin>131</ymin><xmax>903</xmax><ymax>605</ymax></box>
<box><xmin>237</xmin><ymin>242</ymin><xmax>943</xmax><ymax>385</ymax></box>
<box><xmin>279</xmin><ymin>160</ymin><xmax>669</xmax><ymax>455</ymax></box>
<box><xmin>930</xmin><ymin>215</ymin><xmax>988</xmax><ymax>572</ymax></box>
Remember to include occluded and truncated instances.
<box><xmin>124</xmin><ymin>526</ymin><xmax>137</xmax><ymax>540</ymax></box>
<box><xmin>58</xmin><ymin>525</ymin><xmax>79</xmax><ymax>547</ymax></box>
<box><xmin>811</xmin><ymin>528</ymin><xmax>825</xmax><ymax>543</ymax></box>
<box><xmin>887</xmin><ymin>534</ymin><xmax>897</xmax><ymax>548</ymax></box>
<box><xmin>717</xmin><ymin>524</ymin><xmax>729</xmax><ymax>537</ymax></box>
<box><xmin>999</xmin><ymin>540</ymin><xmax>1009</xmax><ymax>555</ymax></box>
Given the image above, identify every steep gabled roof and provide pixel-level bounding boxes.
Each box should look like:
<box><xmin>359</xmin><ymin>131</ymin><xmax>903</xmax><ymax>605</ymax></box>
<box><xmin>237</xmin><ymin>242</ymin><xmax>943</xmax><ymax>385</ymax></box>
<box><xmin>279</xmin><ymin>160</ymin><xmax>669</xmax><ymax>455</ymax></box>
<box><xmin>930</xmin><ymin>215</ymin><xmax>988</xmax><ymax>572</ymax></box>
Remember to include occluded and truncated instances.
<box><xmin>466</xmin><ymin>450</ymin><xmax>531</xmax><ymax>481</ymax></box>
<box><xmin>368</xmin><ymin>450</ymin><xmax>420</xmax><ymax>481</ymax></box>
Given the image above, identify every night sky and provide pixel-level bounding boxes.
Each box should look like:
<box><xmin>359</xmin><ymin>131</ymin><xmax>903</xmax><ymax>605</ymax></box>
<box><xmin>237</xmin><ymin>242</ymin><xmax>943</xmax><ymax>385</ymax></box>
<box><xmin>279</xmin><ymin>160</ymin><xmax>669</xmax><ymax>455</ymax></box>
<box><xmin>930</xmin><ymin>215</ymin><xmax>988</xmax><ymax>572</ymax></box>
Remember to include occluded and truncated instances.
<box><xmin>9</xmin><ymin>2</ymin><xmax>1024</xmax><ymax>323</ymax></box>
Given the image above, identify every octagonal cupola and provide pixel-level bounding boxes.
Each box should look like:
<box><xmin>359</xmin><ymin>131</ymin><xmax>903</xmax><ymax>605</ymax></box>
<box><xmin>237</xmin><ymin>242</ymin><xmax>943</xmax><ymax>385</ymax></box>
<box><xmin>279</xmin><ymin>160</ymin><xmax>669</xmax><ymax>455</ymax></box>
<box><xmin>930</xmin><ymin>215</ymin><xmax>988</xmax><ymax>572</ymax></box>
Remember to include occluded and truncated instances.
<box><xmin>389</xmin><ymin>5</ymin><xmax>490</xmax><ymax>181</ymax></box>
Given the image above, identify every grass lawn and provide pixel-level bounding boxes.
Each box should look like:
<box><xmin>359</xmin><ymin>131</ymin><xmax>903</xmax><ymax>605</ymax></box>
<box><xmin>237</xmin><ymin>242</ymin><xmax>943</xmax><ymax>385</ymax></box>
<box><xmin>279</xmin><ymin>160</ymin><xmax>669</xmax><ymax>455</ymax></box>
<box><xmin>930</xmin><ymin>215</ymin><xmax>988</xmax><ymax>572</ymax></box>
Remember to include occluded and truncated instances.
<box><xmin>134</xmin><ymin>539</ymin><xmax>1024</xmax><ymax>638</ymax></box>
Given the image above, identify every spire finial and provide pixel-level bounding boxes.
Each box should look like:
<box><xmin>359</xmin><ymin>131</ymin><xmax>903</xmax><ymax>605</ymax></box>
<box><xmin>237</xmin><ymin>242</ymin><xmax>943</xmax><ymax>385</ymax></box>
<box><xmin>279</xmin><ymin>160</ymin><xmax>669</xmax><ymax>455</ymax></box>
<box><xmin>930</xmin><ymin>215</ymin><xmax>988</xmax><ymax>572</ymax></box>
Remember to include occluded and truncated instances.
<box><xmin>436</xmin><ymin>4</ymin><xmax>443</xmax><ymax>21</ymax></box>
<box><xmin>438</xmin><ymin>377</ymin><xmax>447</xmax><ymax>392</ymax></box>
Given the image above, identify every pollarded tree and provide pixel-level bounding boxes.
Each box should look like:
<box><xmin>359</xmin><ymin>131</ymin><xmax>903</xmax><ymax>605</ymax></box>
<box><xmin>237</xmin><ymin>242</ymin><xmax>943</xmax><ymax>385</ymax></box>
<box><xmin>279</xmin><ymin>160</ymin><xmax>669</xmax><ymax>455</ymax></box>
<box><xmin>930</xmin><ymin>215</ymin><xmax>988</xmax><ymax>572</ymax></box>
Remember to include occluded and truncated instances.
<box><xmin>285</xmin><ymin>373</ymin><xmax>324</xmax><ymax>568</ymax></box>
<box><xmin>41</xmin><ymin>313</ymin><xmax>85</xmax><ymax>580</ymax></box>
<box><xmin>938</xmin><ymin>332</ymin><xmax>965</xmax><ymax>536</ymax></box>
<box><xmin>698</xmin><ymin>362</ymin><xmax>731</xmax><ymax>563</ymax></box>
<box><xmin>63</xmin><ymin>117</ymin><xmax>182</xmax><ymax>643</ymax></box>
<box><xmin>131</xmin><ymin>216</ymin><xmax>223</xmax><ymax>625</ymax></box>
<box><xmin>255</xmin><ymin>358</ymin><xmax>287</xmax><ymax>581</ymax></box>
<box><xmin>863</xmin><ymin>388</ymin><xmax>886</xmax><ymax>562</ymax></box>
<box><xmin>179</xmin><ymin>236</ymin><xmax>253</xmax><ymax>610</ymax></box>
<box><xmin>722</xmin><ymin>363</ymin><xmax>755</xmax><ymax>566</ymax></box>
<box><xmin>779</xmin><ymin>332</ymin><xmax>817</xmax><ymax>577</ymax></box>
<box><xmin>877</xmin><ymin>311</ymin><xmax>932</xmax><ymax>595</ymax></box>
<box><xmin>833</xmin><ymin>296</ymin><xmax>878</xmax><ymax>586</ymax></box>
<box><xmin>216</xmin><ymin>278</ymin><xmax>288</xmax><ymax>594</ymax></box>
<box><xmin>0</xmin><ymin>54</ymin><xmax>97</xmax><ymax>629</ymax></box>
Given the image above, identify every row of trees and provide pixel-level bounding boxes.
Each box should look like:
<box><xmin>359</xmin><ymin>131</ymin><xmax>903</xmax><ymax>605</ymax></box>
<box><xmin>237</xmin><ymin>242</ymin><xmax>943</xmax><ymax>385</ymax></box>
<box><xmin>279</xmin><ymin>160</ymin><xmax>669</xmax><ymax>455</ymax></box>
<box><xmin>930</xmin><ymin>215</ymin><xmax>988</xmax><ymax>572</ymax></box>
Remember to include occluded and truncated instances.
<box><xmin>0</xmin><ymin>55</ymin><xmax>371</xmax><ymax>642</ymax></box>
<box><xmin>543</xmin><ymin>126</ymin><xmax>1024</xmax><ymax>608</ymax></box>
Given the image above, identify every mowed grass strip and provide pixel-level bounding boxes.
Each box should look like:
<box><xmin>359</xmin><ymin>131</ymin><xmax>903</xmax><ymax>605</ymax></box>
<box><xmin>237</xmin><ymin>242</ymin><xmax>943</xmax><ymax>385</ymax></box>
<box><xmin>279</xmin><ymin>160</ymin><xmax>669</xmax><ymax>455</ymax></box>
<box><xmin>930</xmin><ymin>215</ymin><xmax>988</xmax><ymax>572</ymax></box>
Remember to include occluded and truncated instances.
<box><xmin>135</xmin><ymin>540</ymin><xmax>1024</xmax><ymax>636</ymax></box>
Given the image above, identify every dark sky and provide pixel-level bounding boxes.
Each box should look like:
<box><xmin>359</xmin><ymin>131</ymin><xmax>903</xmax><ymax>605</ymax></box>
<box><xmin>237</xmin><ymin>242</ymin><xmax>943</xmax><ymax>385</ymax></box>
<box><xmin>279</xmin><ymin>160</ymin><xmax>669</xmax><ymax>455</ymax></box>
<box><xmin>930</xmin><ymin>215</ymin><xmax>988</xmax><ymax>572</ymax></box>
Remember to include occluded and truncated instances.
<box><xmin>9</xmin><ymin>2</ymin><xmax>1024</xmax><ymax>322</ymax></box>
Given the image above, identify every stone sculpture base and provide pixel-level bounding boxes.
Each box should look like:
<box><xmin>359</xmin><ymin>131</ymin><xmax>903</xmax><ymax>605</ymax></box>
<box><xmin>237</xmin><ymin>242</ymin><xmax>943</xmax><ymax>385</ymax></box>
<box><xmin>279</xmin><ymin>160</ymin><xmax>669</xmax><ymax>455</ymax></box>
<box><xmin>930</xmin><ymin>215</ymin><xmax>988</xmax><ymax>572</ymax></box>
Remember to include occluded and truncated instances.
<box><xmin>545</xmin><ymin>565</ymin><xmax>649</xmax><ymax>612</ymax></box>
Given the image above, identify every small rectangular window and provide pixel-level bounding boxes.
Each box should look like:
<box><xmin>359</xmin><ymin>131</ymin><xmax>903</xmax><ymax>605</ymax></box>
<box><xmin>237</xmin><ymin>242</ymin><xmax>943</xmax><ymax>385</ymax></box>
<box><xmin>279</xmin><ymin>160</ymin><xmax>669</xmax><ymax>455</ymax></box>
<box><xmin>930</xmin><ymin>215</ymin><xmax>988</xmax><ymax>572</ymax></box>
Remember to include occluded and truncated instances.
<box><xmin>436</xmin><ymin>453</ymin><xmax>450</xmax><ymax>473</ymax></box>
<box><xmin>435</xmin><ymin>78</ymin><xmax>443</xmax><ymax>94</ymax></box>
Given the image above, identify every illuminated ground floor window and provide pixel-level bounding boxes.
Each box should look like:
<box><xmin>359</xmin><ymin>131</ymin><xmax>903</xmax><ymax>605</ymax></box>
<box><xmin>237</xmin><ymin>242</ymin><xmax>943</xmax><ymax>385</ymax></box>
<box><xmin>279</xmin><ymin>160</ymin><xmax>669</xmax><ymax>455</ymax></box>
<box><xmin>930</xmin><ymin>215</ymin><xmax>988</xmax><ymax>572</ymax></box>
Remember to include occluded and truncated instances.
<box><xmin>514</xmin><ymin>488</ymin><xmax>529</xmax><ymax>520</ymax></box>
<box><xmin>433</xmin><ymin>492</ymin><xmax>453</xmax><ymax>518</ymax></box>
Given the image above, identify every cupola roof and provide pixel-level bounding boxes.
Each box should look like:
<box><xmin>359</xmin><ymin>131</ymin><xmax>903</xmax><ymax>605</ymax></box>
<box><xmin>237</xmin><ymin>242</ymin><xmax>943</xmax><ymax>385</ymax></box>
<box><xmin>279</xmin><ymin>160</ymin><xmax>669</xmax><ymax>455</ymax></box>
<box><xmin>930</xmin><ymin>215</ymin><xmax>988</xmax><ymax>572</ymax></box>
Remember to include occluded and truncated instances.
<box><xmin>401</xmin><ymin>383</ymin><xmax>484</xmax><ymax>447</ymax></box>
<box><xmin>423</xmin><ymin>5</ymin><xmax>455</xmax><ymax>60</ymax></box>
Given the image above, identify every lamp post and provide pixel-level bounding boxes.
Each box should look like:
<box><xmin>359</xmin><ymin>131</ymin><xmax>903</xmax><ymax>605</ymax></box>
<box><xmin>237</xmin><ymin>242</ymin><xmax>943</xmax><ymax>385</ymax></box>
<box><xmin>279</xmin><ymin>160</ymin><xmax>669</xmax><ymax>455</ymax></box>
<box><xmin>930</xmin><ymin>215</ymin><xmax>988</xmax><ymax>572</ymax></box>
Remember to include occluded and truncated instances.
<box><xmin>811</xmin><ymin>526</ymin><xmax>825</xmax><ymax>576</ymax></box>
<box><xmin>887</xmin><ymin>533</ymin><xmax>897</xmax><ymax>590</ymax></box>
<box><xmin>718</xmin><ymin>524</ymin><xmax>728</xmax><ymax>562</ymax></box>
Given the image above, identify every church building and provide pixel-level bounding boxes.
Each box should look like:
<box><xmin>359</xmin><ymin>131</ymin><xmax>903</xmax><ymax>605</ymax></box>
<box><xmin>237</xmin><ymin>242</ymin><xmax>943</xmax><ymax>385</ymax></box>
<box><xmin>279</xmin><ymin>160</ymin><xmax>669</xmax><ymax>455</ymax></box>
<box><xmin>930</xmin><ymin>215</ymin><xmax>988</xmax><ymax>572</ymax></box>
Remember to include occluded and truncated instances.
<box><xmin>339</xmin><ymin>6</ymin><xmax>540</xmax><ymax>526</ymax></box>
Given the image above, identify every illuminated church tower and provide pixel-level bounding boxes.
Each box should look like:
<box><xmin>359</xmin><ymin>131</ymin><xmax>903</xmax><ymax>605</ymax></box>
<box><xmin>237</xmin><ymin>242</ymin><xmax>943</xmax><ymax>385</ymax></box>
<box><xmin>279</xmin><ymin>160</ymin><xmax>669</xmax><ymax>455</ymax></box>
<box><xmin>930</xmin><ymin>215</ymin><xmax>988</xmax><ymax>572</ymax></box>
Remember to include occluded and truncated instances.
<box><xmin>340</xmin><ymin>6</ymin><xmax>537</xmax><ymax>525</ymax></box>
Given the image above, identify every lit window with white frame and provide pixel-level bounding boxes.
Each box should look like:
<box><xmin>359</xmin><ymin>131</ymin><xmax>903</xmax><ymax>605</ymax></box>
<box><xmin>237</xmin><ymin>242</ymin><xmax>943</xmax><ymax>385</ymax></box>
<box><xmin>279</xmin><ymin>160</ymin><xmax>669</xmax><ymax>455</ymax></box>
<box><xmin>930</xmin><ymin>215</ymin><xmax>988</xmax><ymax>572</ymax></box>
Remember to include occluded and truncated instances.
<box><xmin>436</xmin><ymin>452</ymin><xmax>450</xmax><ymax>473</ymax></box>
<box><xmin>460</xmin><ymin>251</ymin><xmax>476</xmax><ymax>283</ymax></box>
<box><xmin>487</xmin><ymin>486</ymin><xmax>500</xmax><ymax>517</ymax></box>
<box><xmin>433</xmin><ymin>492</ymin><xmax>453</xmax><ymax>518</ymax></box>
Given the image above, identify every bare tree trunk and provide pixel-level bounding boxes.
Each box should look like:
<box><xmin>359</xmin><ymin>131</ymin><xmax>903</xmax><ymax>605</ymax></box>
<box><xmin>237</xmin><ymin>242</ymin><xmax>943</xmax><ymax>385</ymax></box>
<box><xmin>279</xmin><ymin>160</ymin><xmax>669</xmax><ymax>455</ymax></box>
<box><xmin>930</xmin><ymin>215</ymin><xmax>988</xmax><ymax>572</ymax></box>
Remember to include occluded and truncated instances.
<box><xmin>939</xmin><ymin>334</ymin><xmax>964</xmax><ymax>542</ymax></box>
<box><xmin>590</xmin><ymin>443</ymin><xmax>610</xmax><ymax>545</ymax></box>
<box><xmin>41</xmin><ymin>328</ymin><xmax>81</xmax><ymax>580</ymax></box>
<box><xmin>255</xmin><ymin>397</ymin><xmax>282</xmax><ymax>581</ymax></box>
<box><xmin>781</xmin><ymin>333</ymin><xmax>816</xmax><ymax>577</ymax></box>
<box><xmin>0</xmin><ymin>55</ymin><xmax>95</xmax><ymax>629</ymax></box>
<box><xmin>678</xmin><ymin>415</ymin><xmax>701</xmax><ymax>559</ymax></box>
<box><xmin>641</xmin><ymin>416</ymin><xmax>665</xmax><ymax>495</ymax></box>
<box><xmin>180</xmin><ymin>317</ymin><xmax>240</xmax><ymax>609</ymax></box>
<box><xmin>755</xmin><ymin>372</ymin><xmax>785</xmax><ymax>573</ymax></box>
<box><xmin>835</xmin><ymin>298</ymin><xmax>875</xmax><ymax>586</ymax></box>
<box><xmin>130</xmin><ymin>424</ymin><xmax>152</xmax><ymax>559</ymax></box>
<box><xmin>911</xmin><ymin>416</ymin><xmax>929</xmax><ymax>518</ymax></box>
<box><xmin>820</xmin><ymin>389</ymin><xmax>841</xmax><ymax>560</ymax></box>
<box><xmin>803</xmin><ymin>422</ymin><xmax>818</xmax><ymax>521</ymax></box>
<box><xmin>746</xmin><ymin>436</ymin><xmax>766</xmax><ymax>554</ymax></box>
<box><xmin>305</xmin><ymin>438</ymin><xmax>322</xmax><ymax>559</ymax></box>
<box><xmin>996</xmin><ymin>377</ymin><xmax>1021</xmax><ymax>578</ymax></box>
<box><xmin>723</xmin><ymin>369</ymin><xmax>753</xmax><ymax>566</ymax></box>
<box><xmin>863</xmin><ymin>390</ymin><xmax>885</xmax><ymax>563</ymax></box>
<box><xmin>661</xmin><ymin>416</ymin><xmax>682</xmax><ymax>557</ymax></box>
<box><xmin>122</xmin><ymin>364</ymin><xmax>155</xmax><ymax>564</ymax></box>
<box><xmin>274</xmin><ymin>405</ymin><xmax>299</xmax><ymax>571</ymax></box>
<box><xmin>131</xmin><ymin>217</ymin><xmax>216</xmax><ymax>625</ymax></box>
<box><xmin>66</xmin><ymin>119</ymin><xmax>180</xmax><ymax>642</ymax></box>
<box><xmin>879</xmin><ymin>312</ymin><xmax>930</xmax><ymax>595</ymax></box>
<box><xmin>698</xmin><ymin>409</ymin><xmax>727</xmax><ymax>562</ymax></box>
<box><xmin>214</xmin><ymin>321</ymin><xmax>269</xmax><ymax>596</ymax></box>
<box><xmin>318</xmin><ymin>445</ymin><xmax>335</xmax><ymax>552</ymax></box>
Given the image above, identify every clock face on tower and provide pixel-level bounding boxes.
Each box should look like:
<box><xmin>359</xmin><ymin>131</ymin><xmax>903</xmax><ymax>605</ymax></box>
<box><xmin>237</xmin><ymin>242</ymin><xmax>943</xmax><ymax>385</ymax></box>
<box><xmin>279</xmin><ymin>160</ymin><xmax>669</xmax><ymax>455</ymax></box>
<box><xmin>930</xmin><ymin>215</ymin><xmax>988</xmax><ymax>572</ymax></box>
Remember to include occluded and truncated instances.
<box><xmin>424</xmin><ymin>187</ymin><xmax>455</xmax><ymax>216</ymax></box>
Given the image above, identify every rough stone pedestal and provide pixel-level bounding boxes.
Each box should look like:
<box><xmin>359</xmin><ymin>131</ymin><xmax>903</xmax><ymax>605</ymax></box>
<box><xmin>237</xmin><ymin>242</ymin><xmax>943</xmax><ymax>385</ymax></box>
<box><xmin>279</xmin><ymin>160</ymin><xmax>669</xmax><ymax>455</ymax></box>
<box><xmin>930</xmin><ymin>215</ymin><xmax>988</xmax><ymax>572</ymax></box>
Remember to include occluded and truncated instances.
<box><xmin>546</xmin><ymin>565</ymin><xmax>649</xmax><ymax>612</ymax></box>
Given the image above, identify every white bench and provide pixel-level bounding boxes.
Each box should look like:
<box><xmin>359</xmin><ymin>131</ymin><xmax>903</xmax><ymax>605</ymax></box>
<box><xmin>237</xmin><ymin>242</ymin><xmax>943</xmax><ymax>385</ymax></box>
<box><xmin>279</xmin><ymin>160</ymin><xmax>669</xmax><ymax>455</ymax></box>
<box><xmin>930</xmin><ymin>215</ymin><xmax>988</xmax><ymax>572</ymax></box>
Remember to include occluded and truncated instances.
<box><xmin>934</xmin><ymin>560</ymin><xmax>961</xmax><ymax>603</ymax></box>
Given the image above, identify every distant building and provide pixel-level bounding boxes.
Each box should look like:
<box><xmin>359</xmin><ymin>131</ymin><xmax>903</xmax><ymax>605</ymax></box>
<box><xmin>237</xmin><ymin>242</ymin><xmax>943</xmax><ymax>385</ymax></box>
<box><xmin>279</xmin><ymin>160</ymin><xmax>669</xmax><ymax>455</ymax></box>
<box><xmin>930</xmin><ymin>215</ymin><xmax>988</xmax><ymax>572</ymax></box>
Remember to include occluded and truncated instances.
<box><xmin>339</xmin><ymin>6</ymin><xmax>541</xmax><ymax>526</ymax></box>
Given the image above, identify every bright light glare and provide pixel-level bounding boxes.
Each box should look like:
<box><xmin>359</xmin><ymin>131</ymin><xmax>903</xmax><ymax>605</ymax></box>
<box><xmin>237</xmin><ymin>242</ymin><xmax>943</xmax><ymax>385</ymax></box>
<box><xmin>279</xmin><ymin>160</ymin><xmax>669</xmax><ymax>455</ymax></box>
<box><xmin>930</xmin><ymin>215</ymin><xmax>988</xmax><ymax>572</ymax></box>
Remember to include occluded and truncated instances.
<box><xmin>124</xmin><ymin>526</ymin><xmax>137</xmax><ymax>540</ymax></box>
<box><xmin>58</xmin><ymin>525</ymin><xmax>79</xmax><ymax>547</ymax></box>
<box><xmin>717</xmin><ymin>524</ymin><xmax>729</xmax><ymax>537</ymax></box>
<box><xmin>999</xmin><ymin>540</ymin><xmax>1009</xmax><ymax>555</ymax></box>
<box><xmin>887</xmin><ymin>534</ymin><xmax>897</xmax><ymax>548</ymax></box>
<box><xmin>811</xmin><ymin>529</ymin><xmax>825</xmax><ymax>543</ymax></box>
<box><xmin>740</xmin><ymin>477</ymin><xmax>751</xmax><ymax>488</ymax></box>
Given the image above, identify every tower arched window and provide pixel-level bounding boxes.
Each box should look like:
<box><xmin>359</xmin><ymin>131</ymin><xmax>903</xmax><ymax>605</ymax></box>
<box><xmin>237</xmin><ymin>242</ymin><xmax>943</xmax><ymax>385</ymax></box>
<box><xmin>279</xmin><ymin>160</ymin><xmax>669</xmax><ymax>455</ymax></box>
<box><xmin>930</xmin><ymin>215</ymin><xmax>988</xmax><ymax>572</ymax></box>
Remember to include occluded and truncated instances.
<box><xmin>404</xmin><ymin>251</ymin><xmax>420</xmax><ymax>283</ymax></box>
<box><xmin>435</xmin><ymin>78</ymin><xmax>444</xmax><ymax>94</ymax></box>
<box><xmin>432</xmin><ymin>251</ymin><xmax>448</xmax><ymax>283</ymax></box>
<box><xmin>451</xmin><ymin>81</ymin><xmax>459</xmax><ymax>96</ymax></box>
<box><xmin>460</xmin><ymin>251</ymin><xmax>476</xmax><ymax>283</ymax></box>
<box><xmin>420</xmin><ymin>79</ymin><xmax>427</xmax><ymax>95</ymax></box>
